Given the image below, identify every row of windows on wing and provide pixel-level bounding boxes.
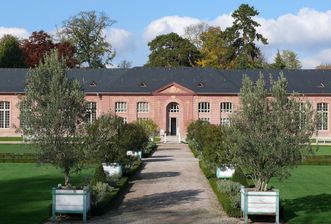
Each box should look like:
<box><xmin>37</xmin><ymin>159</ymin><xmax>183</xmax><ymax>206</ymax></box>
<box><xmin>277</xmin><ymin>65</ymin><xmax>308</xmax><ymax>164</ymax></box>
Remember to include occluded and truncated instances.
<box><xmin>0</xmin><ymin>101</ymin><xmax>330</xmax><ymax>131</ymax></box>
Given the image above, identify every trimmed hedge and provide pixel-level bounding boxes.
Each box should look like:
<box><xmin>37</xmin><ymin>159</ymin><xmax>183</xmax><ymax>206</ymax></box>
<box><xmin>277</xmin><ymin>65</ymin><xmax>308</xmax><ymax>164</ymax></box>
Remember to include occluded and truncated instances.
<box><xmin>301</xmin><ymin>155</ymin><xmax>331</xmax><ymax>165</ymax></box>
<box><xmin>0</xmin><ymin>153</ymin><xmax>36</xmax><ymax>163</ymax></box>
<box><xmin>199</xmin><ymin>160</ymin><xmax>215</xmax><ymax>179</ymax></box>
<box><xmin>209</xmin><ymin>178</ymin><xmax>241</xmax><ymax>217</ymax></box>
<box><xmin>0</xmin><ymin>136</ymin><xmax>23</xmax><ymax>142</ymax></box>
<box><xmin>142</xmin><ymin>141</ymin><xmax>158</xmax><ymax>158</ymax></box>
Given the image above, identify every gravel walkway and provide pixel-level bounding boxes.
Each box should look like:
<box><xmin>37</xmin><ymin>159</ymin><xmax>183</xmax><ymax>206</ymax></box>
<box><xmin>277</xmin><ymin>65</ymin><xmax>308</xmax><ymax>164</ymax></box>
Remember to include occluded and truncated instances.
<box><xmin>49</xmin><ymin>143</ymin><xmax>241</xmax><ymax>224</ymax></box>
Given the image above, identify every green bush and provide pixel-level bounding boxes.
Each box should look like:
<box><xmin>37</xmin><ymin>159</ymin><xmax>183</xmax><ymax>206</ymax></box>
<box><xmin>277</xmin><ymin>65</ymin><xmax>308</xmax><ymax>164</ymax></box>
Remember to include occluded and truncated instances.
<box><xmin>301</xmin><ymin>155</ymin><xmax>331</xmax><ymax>165</ymax></box>
<box><xmin>142</xmin><ymin>141</ymin><xmax>158</xmax><ymax>158</ymax></box>
<box><xmin>231</xmin><ymin>167</ymin><xmax>248</xmax><ymax>187</ymax></box>
<box><xmin>0</xmin><ymin>137</ymin><xmax>23</xmax><ymax>142</ymax></box>
<box><xmin>0</xmin><ymin>153</ymin><xmax>36</xmax><ymax>163</ymax></box>
<box><xmin>209</xmin><ymin>178</ymin><xmax>241</xmax><ymax>217</ymax></box>
<box><xmin>90</xmin><ymin>164</ymin><xmax>107</xmax><ymax>186</ymax></box>
<box><xmin>91</xmin><ymin>182</ymin><xmax>113</xmax><ymax>206</ymax></box>
<box><xmin>217</xmin><ymin>179</ymin><xmax>241</xmax><ymax>209</ymax></box>
<box><xmin>199</xmin><ymin>160</ymin><xmax>215</xmax><ymax>179</ymax></box>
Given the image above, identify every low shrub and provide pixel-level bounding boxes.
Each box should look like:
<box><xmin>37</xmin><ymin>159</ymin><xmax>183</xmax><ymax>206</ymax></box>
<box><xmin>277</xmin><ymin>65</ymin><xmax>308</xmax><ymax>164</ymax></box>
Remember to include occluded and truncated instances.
<box><xmin>231</xmin><ymin>167</ymin><xmax>248</xmax><ymax>187</ymax></box>
<box><xmin>91</xmin><ymin>182</ymin><xmax>113</xmax><ymax>206</ymax></box>
<box><xmin>209</xmin><ymin>178</ymin><xmax>241</xmax><ymax>217</ymax></box>
<box><xmin>301</xmin><ymin>155</ymin><xmax>331</xmax><ymax>165</ymax></box>
<box><xmin>199</xmin><ymin>160</ymin><xmax>215</xmax><ymax>179</ymax></box>
<box><xmin>142</xmin><ymin>141</ymin><xmax>158</xmax><ymax>158</ymax></box>
<box><xmin>217</xmin><ymin>179</ymin><xmax>241</xmax><ymax>210</ymax></box>
<box><xmin>0</xmin><ymin>153</ymin><xmax>36</xmax><ymax>163</ymax></box>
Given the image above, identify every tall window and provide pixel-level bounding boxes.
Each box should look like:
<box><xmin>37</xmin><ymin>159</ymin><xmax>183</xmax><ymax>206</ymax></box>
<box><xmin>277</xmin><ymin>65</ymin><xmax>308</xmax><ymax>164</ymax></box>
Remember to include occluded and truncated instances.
<box><xmin>168</xmin><ymin>103</ymin><xmax>179</xmax><ymax>112</ymax></box>
<box><xmin>137</xmin><ymin>102</ymin><xmax>149</xmax><ymax>113</ymax></box>
<box><xmin>317</xmin><ymin>103</ymin><xmax>328</xmax><ymax>130</ymax></box>
<box><xmin>0</xmin><ymin>101</ymin><xmax>10</xmax><ymax>128</ymax></box>
<box><xmin>115</xmin><ymin>102</ymin><xmax>127</xmax><ymax>112</ymax></box>
<box><xmin>85</xmin><ymin>102</ymin><xmax>96</xmax><ymax>123</ymax></box>
<box><xmin>198</xmin><ymin>102</ymin><xmax>210</xmax><ymax>113</ymax></box>
<box><xmin>220</xmin><ymin>102</ymin><xmax>232</xmax><ymax>113</ymax></box>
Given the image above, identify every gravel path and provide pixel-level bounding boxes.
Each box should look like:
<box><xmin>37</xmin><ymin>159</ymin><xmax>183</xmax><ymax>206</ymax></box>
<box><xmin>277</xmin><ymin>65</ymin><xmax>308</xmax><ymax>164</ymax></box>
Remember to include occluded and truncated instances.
<box><xmin>49</xmin><ymin>143</ymin><xmax>241</xmax><ymax>224</ymax></box>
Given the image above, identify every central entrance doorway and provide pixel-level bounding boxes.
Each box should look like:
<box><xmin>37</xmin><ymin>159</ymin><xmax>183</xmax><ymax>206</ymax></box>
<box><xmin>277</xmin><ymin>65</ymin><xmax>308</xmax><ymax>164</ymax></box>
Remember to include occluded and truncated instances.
<box><xmin>166</xmin><ymin>102</ymin><xmax>180</xmax><ymax>136</ymax></box>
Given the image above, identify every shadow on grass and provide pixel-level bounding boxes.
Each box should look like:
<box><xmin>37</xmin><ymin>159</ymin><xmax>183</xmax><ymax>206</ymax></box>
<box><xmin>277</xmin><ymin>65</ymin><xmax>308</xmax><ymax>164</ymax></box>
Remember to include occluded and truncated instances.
<box><xmin>282</xmin><ymin>193</ymin><xmax>331</xmax><ymax>222</ymax></box>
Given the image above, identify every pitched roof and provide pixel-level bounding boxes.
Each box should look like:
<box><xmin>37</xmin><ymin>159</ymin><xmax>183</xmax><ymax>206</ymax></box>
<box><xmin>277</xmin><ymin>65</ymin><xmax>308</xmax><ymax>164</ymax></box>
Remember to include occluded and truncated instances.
<box><xmin>0</xmin><ymin>67</ymin><xmax>331</xmax><ymax>95</ymax></box>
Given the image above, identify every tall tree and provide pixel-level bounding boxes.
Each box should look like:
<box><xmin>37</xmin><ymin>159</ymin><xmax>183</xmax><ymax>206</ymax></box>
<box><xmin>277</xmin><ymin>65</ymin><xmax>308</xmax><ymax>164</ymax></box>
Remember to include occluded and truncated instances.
<box><xmin>224</xmin><ymin>4</ymin><xmax>268</xmax><ymax>69</ymax></box>
<box><xmin>316</xmin><ymin>63</ymin><xmax>331</xmax><ymax>69</ymax></box>
<box><xmin>196</xmin><ymin>27</ymin><xmax>228</xmax><ymax>69</ymax></box>
<box><xmin>272</xmin><ymin>50</ymin><xmax>286</xmax><ymax>69</ymax></box>
<box><xmin>19</xmin><ymin>50</ymin><xmax>86</xmax><ymax>186</ymax></box>
<box><xmin>21</xmin><ymin>31</ymin><xmax>77</xmax><ymax>68</ymax></box>
<box><xmin>60</xmin><ymin>11</ymin><xmax>116</xmax><ymax>68</ymax></box>
<box><xmin>145</xmin><ymin>32</ymin><xmax>201</xmax><ymax>67</ymax></box>
<box><xmin>231</xmin><ymin>74</ymin><xmax>316</xmax><ymax>191</ymax></box>
<box><xmin>21</xmin><ymin>31</ymin><xmax>54</xmax><ymax>68</ymax></box>
<box><xmin>272</xmin><ymin>49</ymin><xmax>302</xmax><ymax>69</ymax></box>
<box><xmin>118</xmin><ymin>60</ymin><xmax>132</xmax><ymax>68</ymax></box>
<box><xmin>0</xmin><ymin>34</ymin><xmax>25</xmax><ymax>68</ymax></box>
<box><xmin>184</xmin><ymin>22</ymin><xmax>209</xmax><ymax>50</ymax></box>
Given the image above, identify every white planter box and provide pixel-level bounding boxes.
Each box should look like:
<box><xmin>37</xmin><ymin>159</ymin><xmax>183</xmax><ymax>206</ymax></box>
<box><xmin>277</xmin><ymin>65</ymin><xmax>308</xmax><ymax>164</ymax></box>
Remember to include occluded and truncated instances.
<box><xmin>127</xmin><ymin>150</ymin><xmax>142</xmax><ymax>159</ymax></box>
<box><xmin>52</xmin><ymin>188</ymin><xmax>91</xmax><ymax>222</ymax></box>
<box><xmin>240</xmin><ymin>186</ymin><xmax>279</xmax><ymax>224</ymax></box>
<box><xmin>216</xmin><ymin>165</ymin><xmax>235</xmax><ymax>178</ymax></box>
<box><xmin>102</xmin><ymin>163</ymin><xmax>122</xmax><ymax>178</ymax></box>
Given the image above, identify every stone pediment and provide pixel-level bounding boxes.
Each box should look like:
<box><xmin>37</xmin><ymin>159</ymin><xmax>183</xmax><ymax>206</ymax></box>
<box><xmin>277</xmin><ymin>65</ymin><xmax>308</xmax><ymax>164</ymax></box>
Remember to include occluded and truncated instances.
<box><xmin>154</xmin><ymin>82</ymin><xmax>195</xmax><ymax>95</ymax></box>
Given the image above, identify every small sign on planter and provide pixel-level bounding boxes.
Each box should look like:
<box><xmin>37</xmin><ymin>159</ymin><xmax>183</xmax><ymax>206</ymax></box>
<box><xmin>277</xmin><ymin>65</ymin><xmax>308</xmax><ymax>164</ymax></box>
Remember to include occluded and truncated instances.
<box><xmin>240</xmin><ymin>186</ymin><xmax>279</xmax><ymax>224</ymax></box>
<box><xmin>102</xmin><ymin>163</ymin><xmax>123</xmax><ymax>178</ymax></box>
<box><xmin>216</xmin><ymin>165</ymin><xmax>235</xmax><ymax>178</ymax></box>
<box><xmin>52</xmin><ymin>187</ymin><xmax>91</xmax><ymax>222</ymax></box>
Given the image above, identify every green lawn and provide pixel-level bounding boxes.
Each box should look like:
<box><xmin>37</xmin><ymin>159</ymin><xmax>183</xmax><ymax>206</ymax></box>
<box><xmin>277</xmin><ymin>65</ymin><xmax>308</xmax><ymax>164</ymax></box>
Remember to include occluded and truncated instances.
<box><xmin>0</xmin><ymin>163</ymin><xmax>95</xmax><ymax>224</ymax></box>
<box><xmin>270</xmin><ymin>165</ymin><xmax>331</xmax><ymax>223</ymax></box>
<box><xmin>314</xmin><ymin>146</ymin><xmax>331</xmax><ymax>155</ymax></box>
<box><xmin>0</xmin><ymin>144</ymin><xmax>36</xmax><ymax>154</ymax></box>
<box><xmin>0</xmin><ymin>136</ymin><xmax>23</xmax><ymax>142</ymax></box>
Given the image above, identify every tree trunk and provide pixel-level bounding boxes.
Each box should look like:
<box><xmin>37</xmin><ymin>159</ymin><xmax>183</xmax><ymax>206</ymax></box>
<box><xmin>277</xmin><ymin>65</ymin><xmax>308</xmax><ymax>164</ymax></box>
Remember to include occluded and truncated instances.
<box><xmin>64</xmin><ymin>168</ymin><xmax>71</xmax><ymax>187</ymax></box>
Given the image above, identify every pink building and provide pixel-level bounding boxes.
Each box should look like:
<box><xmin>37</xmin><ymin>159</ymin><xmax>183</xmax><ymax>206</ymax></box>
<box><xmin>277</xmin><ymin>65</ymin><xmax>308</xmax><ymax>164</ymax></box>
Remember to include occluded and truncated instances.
<box><xmin>0</xmin><ymin>68</ymin><xmax>331</xmax><ymax>140</ymax></box>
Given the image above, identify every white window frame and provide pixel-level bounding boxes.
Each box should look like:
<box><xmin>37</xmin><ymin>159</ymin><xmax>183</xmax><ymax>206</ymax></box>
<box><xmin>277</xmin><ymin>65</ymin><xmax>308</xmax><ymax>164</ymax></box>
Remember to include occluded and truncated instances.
<box><xmin>199</xmin><ymin>117</ymin><xmax>210</xmax><ymax>123</ymax></box>
<box><xmin>221</xmin><ymin>117</ymin><xmax>231</xmax><ymax>126</ymax></box>
<box><xmin>137</xmin><ymin>102</ymin><xmax>149</xmax><ymax>113</ymax></box>
<box><xmin>168</xmin><ymin>103</ymin><xmax>179</xmax><ymax>113</ymax></box>
<box><xmin>0</xmin><ymin>101</ymin><xmax>10</xmax><ymax>129</ymax></box>
<box><xmin>115</xmin><ymin>102</ymin><xmax>127</xmax><ymax>113</ymax></box>
<box><xmin>85</xmin><ymin>102</ymin><xmax>97</xmax><ymax>123</ymax></box>
<box><xmin>220</xmin><ymin>102</ymin><xmax>233</xmax><ymax>113</ymax></box>
<box><xmin>317</xmin><ymin>103</ymin><xmax>328</xmax><ymax>130</ymax></box>
<box><xmin>198</xmin><ymin>102</ymin><xmax>210</xmax><ymax>113</ymax></box>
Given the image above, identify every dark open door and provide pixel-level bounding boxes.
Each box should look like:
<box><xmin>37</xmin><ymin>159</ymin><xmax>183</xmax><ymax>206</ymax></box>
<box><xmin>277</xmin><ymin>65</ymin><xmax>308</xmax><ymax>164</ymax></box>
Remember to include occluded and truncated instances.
<box><xmin>170</xmin><ymin>118</ymin><xmax>177</xmax><ymax>135</ymax></box>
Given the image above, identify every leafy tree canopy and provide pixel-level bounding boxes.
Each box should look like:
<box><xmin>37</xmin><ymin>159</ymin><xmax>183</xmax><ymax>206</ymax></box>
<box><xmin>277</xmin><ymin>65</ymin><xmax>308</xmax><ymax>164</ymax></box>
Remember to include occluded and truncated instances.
<box><xmin>145</xmin><ymin>32</ymin><xmax>201</xmax><ymax>67</ymax></box>
<box><xmin>0</xmin><ymin>34</ymin><xmax>25</xmax><ymax>68</ymax></box>
<box><xmin>224</xmin><ymin>4</ymin><xmax>268</xmax><ymax>69</ymax></box>
<box><xmin>19</xmin><ymin>50</ymin><xmax>86</xmax><ymax>186</ymax></box>
<box><xmin>60</xmin><ymin>11</ymin><xmax>116</xmax><ymax>68</ymax></box>
<box><xmin>231</xmin><ymin>74</ymin><xmax>316</xmax><ymax>191</ymax></box>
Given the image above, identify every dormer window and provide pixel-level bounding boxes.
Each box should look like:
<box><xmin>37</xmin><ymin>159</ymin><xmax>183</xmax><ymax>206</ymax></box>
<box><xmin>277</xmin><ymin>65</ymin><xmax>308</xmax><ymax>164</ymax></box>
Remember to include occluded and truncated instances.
<box><xmin>90</xmin><ymin>81</ymin><xmax>97</xmax><ymax>87</ymax></box>
<box><xmin>197</xmin><ymin>82</ymin><xmax>204</xmax><ymax>88</ymax></box>
<box><xmin>320</xmin><ymin>83</ymin><xmax>325</xmax><ymax>88</ymax></box>
<box><xmin>140</xmin><ymin>82</ymin><xmax>147</xmax><ymax>88</ymax></box>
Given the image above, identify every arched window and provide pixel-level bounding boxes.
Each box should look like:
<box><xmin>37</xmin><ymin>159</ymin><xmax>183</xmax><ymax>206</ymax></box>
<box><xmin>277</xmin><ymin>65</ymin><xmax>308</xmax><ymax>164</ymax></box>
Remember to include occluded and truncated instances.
<box><xmin>198</xmin><ymin>102</ymin><xmax>210</xmax><ymax>113</ymax></box>
<box><xmin>317</xmin><ymin>103</ymin><xmax>328</xmax><ymax>130</ymax></box>
<box><xmin>220</xmin><ymin>102</ymin><xmax>232</xmax><ymax>113</ymax></box>
<box><xmin>168</xmin><ymin>103</ymin><xmax>179</xmax><ymax>112</ymax></box>
<box><xmin>0</xmin><ymin>101</ymin><xmax>10</xmax><ymax>128</ymax></box>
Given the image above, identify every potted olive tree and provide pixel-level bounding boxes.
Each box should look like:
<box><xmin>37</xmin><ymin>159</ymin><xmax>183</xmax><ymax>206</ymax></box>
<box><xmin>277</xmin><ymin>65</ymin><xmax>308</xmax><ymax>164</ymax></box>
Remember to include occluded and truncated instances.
<box><xmin>231</xmin><ymin>74</ymin><xmax>316</xmax><ymax>224</ymax></box>
<box><xmin>19</xmin><ymin>50</ymin><xmax>90</xmax><ymax>222</ymax></box>
<box><xmin>85</xmin><ymin>112</ymin><xmax>127</xmax><ymax>178</ymax></box>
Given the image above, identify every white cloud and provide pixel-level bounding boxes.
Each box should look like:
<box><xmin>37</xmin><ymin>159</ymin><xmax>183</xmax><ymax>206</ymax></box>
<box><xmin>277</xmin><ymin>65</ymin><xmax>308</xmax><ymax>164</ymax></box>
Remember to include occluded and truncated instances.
<box><xmin>143</xmin><ymin>8</ymin><xmax>331</xmax><ymax>68</ymax></box>
<box><xmin>107</xmin><ymin>28</ymin><xmax>136</xmax><ymax>57</ymax></box>
<box><xmin>0</xmin><ymin>27</ymin><xmax>30</xmax><ymax>39</ymax></box>
<box><xmin>143</xmin><ymin>16</ymin><xmax>202</xmax><ymax>42</ymax></box>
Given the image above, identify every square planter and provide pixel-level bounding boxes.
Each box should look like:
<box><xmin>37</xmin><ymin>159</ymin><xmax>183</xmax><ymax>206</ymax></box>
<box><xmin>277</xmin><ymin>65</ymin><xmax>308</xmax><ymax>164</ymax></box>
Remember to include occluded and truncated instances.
<box><xmin>52</xmin><ymin>187</ymin><xmax>91</xmax><ymax>222</ymax></box>
<box><xmin>127</xmin><ymin>150</ymin><xmax>142</xmax><ymax>160</ymax></box>
<box><xmin>216</xmin><ymin>165</ymin><xmax>235</xmax><ymax>178</ymax></box>
<box><xmin>102</xmin><ymin>163</ymin><xmax>123</xmax><ymax>178</ymax></box>
<box><xmin>240</xmin><ymin>186</ymin><xmax>279</xmax><ymax>224</ymax></box>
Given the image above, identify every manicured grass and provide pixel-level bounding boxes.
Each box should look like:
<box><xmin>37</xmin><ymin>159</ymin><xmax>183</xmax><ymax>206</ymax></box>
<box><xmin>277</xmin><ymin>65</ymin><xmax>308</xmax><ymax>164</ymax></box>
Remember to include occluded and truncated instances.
<box><xmin>0</xmin><ymin>163</ymin><xmax>95</xmax><ymax>224</ymax></box>
<box><xmin>314</xmin><ymin>146</ymin><xmax>331</xmax><ymax>155</ymax></box>
<box><xmin>270</xmin><ymin>165</ymin><xmax>331</xmax><ymax>223</ymax></box>
<box><xmin>0</xmin><ymin>144</ymin><xmax>36</xmax><ymax>154</ymax></box>
<box><xmin>0</xmin><ymin>137</ymin><xmax>23</xmax><ymax>142</ymax></box>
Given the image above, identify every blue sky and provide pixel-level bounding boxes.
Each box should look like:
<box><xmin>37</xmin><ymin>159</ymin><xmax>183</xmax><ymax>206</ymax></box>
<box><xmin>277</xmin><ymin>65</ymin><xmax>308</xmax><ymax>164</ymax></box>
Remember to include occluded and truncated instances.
<box><xmin>1</xmin><ymin>0</ymin><xmax>331</xmax><ymax>68</ymax></box>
